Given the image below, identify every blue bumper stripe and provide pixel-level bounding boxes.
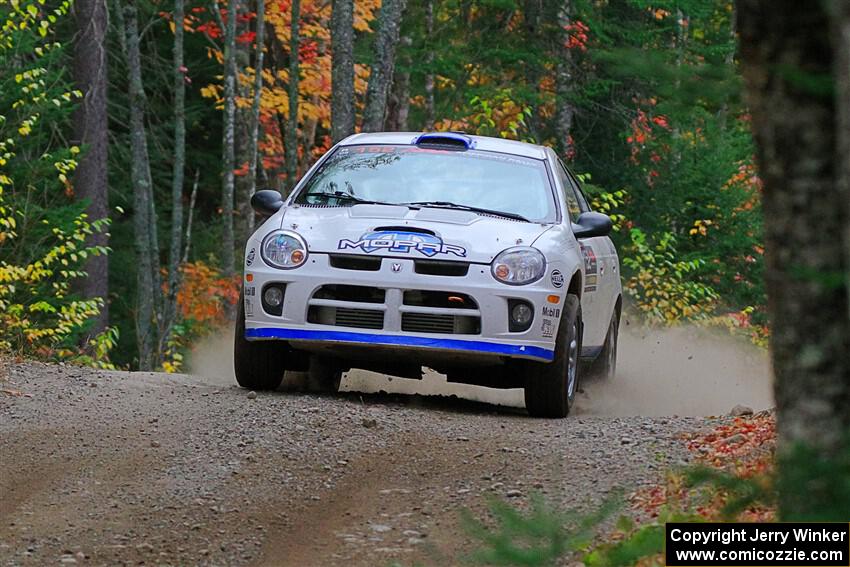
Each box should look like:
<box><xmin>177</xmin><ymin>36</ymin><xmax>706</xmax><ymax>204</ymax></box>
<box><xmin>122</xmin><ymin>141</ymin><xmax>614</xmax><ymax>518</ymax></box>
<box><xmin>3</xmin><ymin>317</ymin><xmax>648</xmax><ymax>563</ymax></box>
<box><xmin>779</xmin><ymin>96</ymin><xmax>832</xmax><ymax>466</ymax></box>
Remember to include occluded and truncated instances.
<box><xmin>245</xmin><ymin>327</ymin><xmax>555</xmax><ymax>361</ymax></box>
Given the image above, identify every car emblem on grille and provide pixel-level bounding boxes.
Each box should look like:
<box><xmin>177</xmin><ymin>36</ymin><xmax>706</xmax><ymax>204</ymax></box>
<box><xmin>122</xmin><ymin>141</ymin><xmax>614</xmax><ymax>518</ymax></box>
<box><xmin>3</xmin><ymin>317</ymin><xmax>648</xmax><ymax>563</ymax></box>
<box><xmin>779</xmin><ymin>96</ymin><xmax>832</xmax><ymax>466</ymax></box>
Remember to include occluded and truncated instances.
<box><xmin>392</xmin><ymin>262</ymin><xmax>402</xmax><ymax>273</ymax></box>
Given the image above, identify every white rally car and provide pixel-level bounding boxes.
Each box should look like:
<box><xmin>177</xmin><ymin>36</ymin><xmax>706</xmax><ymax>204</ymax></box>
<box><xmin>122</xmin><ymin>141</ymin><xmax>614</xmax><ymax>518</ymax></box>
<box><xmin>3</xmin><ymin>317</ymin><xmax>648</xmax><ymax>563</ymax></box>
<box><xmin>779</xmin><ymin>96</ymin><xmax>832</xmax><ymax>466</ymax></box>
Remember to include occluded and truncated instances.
<box><xmin>235</xmin><ymin>132</ymin><xmax>621</xmax><ymax>417</ymax></box>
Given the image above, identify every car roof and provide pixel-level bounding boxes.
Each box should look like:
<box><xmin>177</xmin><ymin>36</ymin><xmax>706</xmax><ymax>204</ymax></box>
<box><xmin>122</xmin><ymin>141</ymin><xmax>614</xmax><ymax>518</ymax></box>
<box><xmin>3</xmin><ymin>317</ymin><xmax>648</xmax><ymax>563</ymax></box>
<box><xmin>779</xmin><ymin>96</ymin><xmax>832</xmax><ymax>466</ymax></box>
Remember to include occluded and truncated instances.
<box><xmin>338</xmin><ymin>132</ymin><xmax>549</xmax><ymax>160</ymax></box>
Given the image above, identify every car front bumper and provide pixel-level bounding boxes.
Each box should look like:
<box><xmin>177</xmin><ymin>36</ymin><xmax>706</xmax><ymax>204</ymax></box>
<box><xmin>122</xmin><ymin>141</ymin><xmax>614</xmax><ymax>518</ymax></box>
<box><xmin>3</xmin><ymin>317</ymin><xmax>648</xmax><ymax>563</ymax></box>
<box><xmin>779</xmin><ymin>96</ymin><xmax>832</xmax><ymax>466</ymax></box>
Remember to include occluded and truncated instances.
<box><xmin>243</xmin><ymin>251</ymin><xmax>563</xmax><ymax>364</ymax></box>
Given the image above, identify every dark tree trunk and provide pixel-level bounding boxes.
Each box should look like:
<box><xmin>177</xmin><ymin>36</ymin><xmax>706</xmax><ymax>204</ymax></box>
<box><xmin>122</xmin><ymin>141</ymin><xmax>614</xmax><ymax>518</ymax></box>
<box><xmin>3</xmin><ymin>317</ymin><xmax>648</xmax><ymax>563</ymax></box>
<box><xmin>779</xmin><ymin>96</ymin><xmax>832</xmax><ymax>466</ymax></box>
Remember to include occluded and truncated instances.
<box><xmin>285</xmin><ymin>0</ymin><xmax>300</xmax><ymax>186</ymax></box>
<box><xmin>385</xmin><ymin>36</ymin><xmax>411</xmax><ymax>131</ymax></box>
<box><xmin>72</xmin><ymin>0</ymin><xmax>110</xmax><ymax>334</ymax></box>
<box><xmin>331</xmin><ymin>0</ymin><xmax>355</xmax><ymax>142</ymax></box>
<box><xmin>221</xmin><ymin>0</ymin><xmax>238</xmax><ymax>278</ymax></box>
<box><xmin>523</xmin><ymin>0</ymin><xmax>542</xmax><ymax>142</ymax></box>
<box><xmin>362</xmin><ymin>0</ymin><xmax>407</xmax><ymax>132</ymax></box>
<box><xmin>833</xmin><ymin>1</ymin><xmax>850</xmax><ymax>315</ymax></box>
<box><xmin>423</xmin><ymin>0</ymin><xmax>435</xmax><ymax>130</ymax></box>
<box><xmin>554</xmin><ymin>0</ymin><xmax>575</xmax><ymax>159</ymax></box>
<box><xmin>123</xmin><ymin>0</ymin><xmax>158</xmax><ymax>370</ymax></box>
<box><xmin>738</xmin><ymin>0</ymin><xmax>850</xmax><ymax>519</ymax></box>
<box><xmin>162</xmin><ymin>0</ymin><xmax>186</xmax><ymax>353</ymax></box>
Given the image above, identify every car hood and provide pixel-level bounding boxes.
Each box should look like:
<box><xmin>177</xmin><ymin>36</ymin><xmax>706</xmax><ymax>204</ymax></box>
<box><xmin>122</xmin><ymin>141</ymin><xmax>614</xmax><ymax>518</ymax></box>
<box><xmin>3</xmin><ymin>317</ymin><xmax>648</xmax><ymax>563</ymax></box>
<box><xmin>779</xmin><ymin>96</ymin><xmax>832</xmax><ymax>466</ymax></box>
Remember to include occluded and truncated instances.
<box><xmin>277</xmin><ymin>204</ymin><xmax>552</xmax><ymax>264</ymax></box>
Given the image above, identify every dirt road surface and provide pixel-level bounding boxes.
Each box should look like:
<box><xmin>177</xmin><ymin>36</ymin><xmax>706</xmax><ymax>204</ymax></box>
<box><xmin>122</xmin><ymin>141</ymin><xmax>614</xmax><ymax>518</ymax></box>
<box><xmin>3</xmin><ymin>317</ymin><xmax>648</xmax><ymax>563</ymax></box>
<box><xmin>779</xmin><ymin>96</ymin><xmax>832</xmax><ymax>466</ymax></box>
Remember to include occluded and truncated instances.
<box><xmin>1</xmin><ymin>361</ymin><xmax>726</xmax><ymax>566</ymax></box>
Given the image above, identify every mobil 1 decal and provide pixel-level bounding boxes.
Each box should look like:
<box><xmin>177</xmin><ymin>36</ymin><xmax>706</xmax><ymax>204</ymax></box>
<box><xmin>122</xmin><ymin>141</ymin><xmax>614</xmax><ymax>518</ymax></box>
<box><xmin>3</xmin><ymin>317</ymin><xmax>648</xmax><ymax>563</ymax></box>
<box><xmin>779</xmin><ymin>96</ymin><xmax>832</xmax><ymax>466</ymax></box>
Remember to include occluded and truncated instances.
<box><xmin>580</xmin><ymin>243</ymin><xmax>598</xmax><ymax>293</ymax></box>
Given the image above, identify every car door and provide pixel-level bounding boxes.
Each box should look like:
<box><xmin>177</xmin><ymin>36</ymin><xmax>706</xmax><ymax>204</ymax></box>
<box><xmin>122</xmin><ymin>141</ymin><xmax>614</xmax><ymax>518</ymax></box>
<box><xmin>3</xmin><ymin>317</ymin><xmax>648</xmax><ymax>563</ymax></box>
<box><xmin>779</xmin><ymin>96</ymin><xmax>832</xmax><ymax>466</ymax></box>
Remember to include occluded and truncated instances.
<box><xmin>557</xmin><ymin>162</ymin><xmax>615</xmax><ymax>349</ymax></box>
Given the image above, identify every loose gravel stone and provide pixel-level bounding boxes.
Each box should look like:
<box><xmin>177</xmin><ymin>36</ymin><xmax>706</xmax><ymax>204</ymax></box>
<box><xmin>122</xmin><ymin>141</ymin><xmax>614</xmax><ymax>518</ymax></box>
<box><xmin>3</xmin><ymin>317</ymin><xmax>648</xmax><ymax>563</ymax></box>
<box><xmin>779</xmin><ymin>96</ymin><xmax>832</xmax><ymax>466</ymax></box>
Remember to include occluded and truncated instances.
<box><xmin>729</xmin><ymin>404</ymin><xmax>753</xmax><ymax>416</ymax></box>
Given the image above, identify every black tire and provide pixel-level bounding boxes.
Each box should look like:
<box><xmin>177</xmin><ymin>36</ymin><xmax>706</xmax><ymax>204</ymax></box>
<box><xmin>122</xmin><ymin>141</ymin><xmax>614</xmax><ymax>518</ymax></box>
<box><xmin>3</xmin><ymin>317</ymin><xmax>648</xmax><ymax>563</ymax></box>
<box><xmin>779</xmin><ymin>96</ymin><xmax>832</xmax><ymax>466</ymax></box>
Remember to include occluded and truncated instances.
<box><xmin>523</xmin><ymin>294</ymin><xmax>582</xmax><ymax>418</ymax></box>
<box><xmin>234</xmin><ymin>293</ymin><xmax>286</xmax><ymax>390</ymax></box>
<box><xmin>591</xmin><ymin>308</ymin><xmax>620</xmax><ymax>380</ymax></box>
<box><xmin>306</xmin><ymin>356</ymin><xmax>343</xmax><ymax>393</ymax></box>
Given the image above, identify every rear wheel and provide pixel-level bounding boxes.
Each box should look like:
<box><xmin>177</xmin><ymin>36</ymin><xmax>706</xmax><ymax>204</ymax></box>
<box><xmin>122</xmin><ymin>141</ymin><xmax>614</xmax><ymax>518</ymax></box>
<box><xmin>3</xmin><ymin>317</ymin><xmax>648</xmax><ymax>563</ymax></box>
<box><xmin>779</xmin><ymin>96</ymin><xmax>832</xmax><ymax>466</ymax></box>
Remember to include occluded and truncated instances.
<box><xmin>523</xmin><ymin>294</ymin><xmax>582</xmax><ymax>418</ymax></box>
<box><xmin>233</xmin><ymin>293</ymin><xmax>286</xmax><ymax>390</ymax></box>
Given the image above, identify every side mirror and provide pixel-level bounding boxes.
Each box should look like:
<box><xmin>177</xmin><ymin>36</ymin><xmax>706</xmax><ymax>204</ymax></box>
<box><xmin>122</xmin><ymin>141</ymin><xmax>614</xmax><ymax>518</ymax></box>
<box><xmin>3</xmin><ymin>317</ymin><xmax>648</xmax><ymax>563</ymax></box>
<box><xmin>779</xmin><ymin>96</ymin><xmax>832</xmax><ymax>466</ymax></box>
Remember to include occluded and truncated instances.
<box><xmin>251</xmin><ymin>189</ymin><xmax>284</xmax><ymax>216</ymax></box>
<box><xmin>572</xmin><ymin>211</ymin><xmax>613</xmax><ymax>239</ymax></box>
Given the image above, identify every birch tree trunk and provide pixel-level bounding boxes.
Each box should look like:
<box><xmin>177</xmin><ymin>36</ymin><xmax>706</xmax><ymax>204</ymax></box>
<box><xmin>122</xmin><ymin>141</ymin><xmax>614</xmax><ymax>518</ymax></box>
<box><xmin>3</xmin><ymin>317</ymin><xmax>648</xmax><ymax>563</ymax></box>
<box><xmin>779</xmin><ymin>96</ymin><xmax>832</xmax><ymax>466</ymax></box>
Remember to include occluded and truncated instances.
<box><xmin>245</xmin><ymin>0</ymin><xmax>265</xmax><ymax>235</ymax></box>
<box><xmin>124</xmin><ymin>1</ymin><xmax>157</xmax><ymax>370</ymax></box>
<box><xmin>221</xmin><ymin>0</ymin><xmax>238</xmax><ymax>277</ymax></box>
<box><xmin>72</xmin><ymin>0</ymin><xmax>109</xmax><ymax>334</ymax></box>
<box><xmin>738</xmin><ymin>0</ymin><xmax>850</xmax><ymax>519</ymax></box>
<box><xmin>362</xmin><ymin>0</ymin><xmax>407</xmax><ymax>133</ymax></box>
<box><xmin>423</xmin><ymin>0</ymin><xmax>435</xmax><ymax>130</ymax></box>
<box><xmin>331</xmin><ymin>0</ymin><xmax>354</xmax><ymax>142</ymax></box>
<box><xmin>285</xmin><ymin>0</ymin><xmax>300</xmax><ymax>186</ymax></box>
<box><xmin>554</xmin><ymin>0</ymin><xmax>575</xmax><ymax>159</ymax></box>
<box><xmin>162</xmin><ymin>0</ymin><xmax>186</xmax><ymax>352</ymax></box>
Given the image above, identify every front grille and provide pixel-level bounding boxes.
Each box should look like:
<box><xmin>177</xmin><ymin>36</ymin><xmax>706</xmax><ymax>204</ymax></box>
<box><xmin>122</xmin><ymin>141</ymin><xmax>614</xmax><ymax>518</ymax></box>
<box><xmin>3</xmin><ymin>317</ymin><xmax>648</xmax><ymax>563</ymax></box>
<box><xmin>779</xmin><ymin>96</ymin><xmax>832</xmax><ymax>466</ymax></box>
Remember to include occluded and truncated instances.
<box><xmin>313</xmin><ymin>284</ymin><xmax>385</xmax><ymax>304</ymax></box>
<box><xmin>403</xmin><ymin>290</ymin><xmax>478</xmax><ymax>310</ymax></box>
<box><xmin>401</xmin><ymin>313</ymin><xmax>481</xmax><ymax>335</ymax></box>
<box><xmin>414</xmin><ymin>260</ymin><xmax>469</xmax><ymax>277</ymax></box>
<box><xmin>329</xmin><ymin>254</ymin><xmax>382</xmax><ymax>271</ymax></box>
<box><xmin>308</xmin><ymin>306</ymin><xmax>384</xmax><ymax>330</ymax></box>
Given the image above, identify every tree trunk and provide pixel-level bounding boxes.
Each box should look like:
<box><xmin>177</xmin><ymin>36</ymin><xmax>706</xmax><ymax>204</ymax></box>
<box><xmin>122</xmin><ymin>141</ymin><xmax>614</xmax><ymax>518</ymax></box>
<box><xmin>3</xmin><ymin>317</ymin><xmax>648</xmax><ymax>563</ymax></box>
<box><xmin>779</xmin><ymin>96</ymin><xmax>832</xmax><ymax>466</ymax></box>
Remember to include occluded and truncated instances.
<box><xmin>182</xmin><ymin>169</ymin><xmax>200</xmax><ymax>264</ymax></box>
<box><xmin>123</xmin><ymin>0</ymin><xmax>158</xmax><ymax>370</ymax></box>
<box><xmin>832</xmin><ymin>0</ymin><xmax>850</xmax><ymax>320</ymax></box>
<box><xmin>423</xmin><ymin>0</ymin><xmax>435</xmax><ymax>130</ymax></box>
<box><xmin>285</xmin><ymin>0</ymin><xmax>300</xmax><ymax>187</ymax></box>
<box><xmin>245</xmin><ymin>0</ymin><xmax>265</xmax><ymax>235</ymax></box>
<box><xmin>161</xmin><ymin>0</ymin><xmax>186</xmax><ymax>354</ymax></box>
<box><xmin>385</xmin><ymin>36</ymin><xmax>411</xmax><ymax>131</ymax></box>
<box><xmin>523</xmin><ymin>0</ymin><xmax>542</xmax><ymax>142</ymax></box>
<box><xmin>331</xmin><ymin>0</ymin><xmax>355</xmax><ymax>142</ymax></box>
<box><xmin>738</xmin><ymin>0</ymin><xmax>850</xmax><ymax>519</ymax></box>
<box><xmin>554</xmin><ymin>0</ymin><xmax>575</xmax><ymax>159</ymax></box>
<box><xmin>362</xmin><ymin>0</ymin><xmax>407</xmax><ymax>132</ymax></box>
<box><xmin>221</xmin><ymin>0</ymin><xmax>238</xmax><ymax>278</ymax></box>
<box><xmin>72</xmin><ymin>0</ymin><xmax>109</xmax><ymax>334</ymax></box>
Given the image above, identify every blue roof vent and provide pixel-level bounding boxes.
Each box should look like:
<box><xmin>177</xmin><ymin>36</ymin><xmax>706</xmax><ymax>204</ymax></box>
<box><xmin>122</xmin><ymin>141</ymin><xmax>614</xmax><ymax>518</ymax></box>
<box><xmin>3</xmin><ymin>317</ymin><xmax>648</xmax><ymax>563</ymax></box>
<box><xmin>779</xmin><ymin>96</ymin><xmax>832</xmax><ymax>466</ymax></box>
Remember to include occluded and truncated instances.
<box><xmin>413</xmin><ymin>132</ymin><xmax>474</xmax><ymax>151</ymax></box>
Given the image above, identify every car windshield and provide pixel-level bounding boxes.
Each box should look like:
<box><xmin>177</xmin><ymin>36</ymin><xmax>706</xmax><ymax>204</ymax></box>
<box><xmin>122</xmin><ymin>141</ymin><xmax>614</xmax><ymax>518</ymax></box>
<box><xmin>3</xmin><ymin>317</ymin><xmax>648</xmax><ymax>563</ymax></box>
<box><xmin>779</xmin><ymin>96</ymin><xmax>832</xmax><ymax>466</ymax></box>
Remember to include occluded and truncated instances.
<box><xmin>294</xmin><ymin>144</ymin><xmax>556</xmax><ymax>222</ymax></box>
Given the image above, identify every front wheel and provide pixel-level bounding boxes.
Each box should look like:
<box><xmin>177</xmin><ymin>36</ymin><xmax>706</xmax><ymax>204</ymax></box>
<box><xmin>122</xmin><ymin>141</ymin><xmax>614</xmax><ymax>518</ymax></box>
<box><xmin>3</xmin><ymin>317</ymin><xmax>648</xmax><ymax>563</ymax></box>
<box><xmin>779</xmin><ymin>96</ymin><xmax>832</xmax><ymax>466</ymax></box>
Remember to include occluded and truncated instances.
<box><xmin>591</xmin><ymin>309</ymin><xmax>619</xmax><ymax>380</ymax></box>
<box><xmin>522</xmin><ymin>294</ymin><xmax>582</xmax><ymax>418</ymax></box>
<box><xmin>234</xmin><ymin>293</ymin><xmax>286</xmax><ymax>391</ymax></box>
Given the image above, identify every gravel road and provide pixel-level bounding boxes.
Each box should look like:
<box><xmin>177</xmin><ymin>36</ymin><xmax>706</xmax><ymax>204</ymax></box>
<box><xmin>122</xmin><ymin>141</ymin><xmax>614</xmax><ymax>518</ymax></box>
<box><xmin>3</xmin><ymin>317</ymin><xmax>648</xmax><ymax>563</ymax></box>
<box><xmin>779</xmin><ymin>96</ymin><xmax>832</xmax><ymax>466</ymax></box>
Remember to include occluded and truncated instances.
<box><xmin>1</xmin><ymin>361</ymin><xmax>717</xmax><ymax>566</ymax></box>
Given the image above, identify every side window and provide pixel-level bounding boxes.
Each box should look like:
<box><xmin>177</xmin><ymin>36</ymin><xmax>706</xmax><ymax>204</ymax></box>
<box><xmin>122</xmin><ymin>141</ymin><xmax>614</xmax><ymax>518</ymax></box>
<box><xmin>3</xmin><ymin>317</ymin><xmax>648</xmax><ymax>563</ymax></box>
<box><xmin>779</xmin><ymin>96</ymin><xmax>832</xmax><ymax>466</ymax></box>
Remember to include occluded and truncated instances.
<box><xmin>570</xmin><ymin>175</ymin><xmax>591</xmax><ymax>212</ymax></box>
<box><xmin>556</xmin><ymin>161</ymin><xmax>582</xmax><ymax>222</ymax></box>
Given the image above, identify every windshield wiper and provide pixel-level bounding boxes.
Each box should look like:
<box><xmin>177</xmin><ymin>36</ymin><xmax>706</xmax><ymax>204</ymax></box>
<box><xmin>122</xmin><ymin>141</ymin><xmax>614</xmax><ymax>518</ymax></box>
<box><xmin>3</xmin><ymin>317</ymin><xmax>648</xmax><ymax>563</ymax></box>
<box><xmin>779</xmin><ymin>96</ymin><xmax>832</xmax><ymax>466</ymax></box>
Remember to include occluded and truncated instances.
<box><xmin>310</xmin><ymin>191</ymin><xmax>398</xmax><ymax>207</ymax></box>
<box><xmin>405</xmin><ymin>201</ymin><xmax>530</xmax><ymax>222</ymax></box>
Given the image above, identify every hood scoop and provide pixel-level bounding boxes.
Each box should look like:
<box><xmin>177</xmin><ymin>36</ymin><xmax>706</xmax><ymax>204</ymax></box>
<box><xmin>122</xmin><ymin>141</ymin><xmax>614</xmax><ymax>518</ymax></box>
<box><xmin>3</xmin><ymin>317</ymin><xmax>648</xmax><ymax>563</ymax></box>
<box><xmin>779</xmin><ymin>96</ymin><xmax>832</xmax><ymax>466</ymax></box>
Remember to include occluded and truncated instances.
<box><xmin>373</xmin><ymin>225</ymin><xmax>437</xmax><ymax>236</ymax></box>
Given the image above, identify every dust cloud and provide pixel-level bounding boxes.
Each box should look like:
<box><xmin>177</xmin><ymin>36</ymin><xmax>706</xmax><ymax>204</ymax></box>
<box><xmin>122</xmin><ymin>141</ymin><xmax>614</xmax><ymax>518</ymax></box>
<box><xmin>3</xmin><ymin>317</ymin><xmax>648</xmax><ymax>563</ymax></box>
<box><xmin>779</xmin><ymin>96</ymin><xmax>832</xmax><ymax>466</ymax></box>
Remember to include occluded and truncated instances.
<box><xmin>576</xmin><ymin>323</ymin><xmax>772</xmax><ymax>416</ymax></box>
<box><xmin>188</xmin><ymin>323</ymin><xmax>773</xmax><ymax>417</ymax></box>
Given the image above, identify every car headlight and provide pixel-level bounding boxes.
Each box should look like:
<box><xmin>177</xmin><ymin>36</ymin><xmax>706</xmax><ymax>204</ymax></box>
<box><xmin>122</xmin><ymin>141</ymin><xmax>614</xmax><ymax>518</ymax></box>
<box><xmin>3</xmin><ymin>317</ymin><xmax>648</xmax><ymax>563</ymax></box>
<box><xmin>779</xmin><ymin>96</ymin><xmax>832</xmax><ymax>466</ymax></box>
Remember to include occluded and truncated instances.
<box><xmin>491</xmin><ymin>247</ymin><xmax>546</xmax><ymax>285</ymax></box>
<box><xmin>260</xmin><ymin>230</ymin><xmax>308</xmax><ymax>269</ymax></box>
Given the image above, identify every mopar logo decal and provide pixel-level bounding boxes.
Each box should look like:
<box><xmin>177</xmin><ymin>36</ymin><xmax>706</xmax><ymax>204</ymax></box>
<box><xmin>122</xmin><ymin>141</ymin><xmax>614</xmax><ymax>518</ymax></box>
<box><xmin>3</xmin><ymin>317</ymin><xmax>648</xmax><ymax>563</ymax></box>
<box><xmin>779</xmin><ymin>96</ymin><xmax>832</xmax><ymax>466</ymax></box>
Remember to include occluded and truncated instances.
<box><xmin>338</xmin><ymin>230</ymin><xmax>467</xmax><ymax>258</ymax></box>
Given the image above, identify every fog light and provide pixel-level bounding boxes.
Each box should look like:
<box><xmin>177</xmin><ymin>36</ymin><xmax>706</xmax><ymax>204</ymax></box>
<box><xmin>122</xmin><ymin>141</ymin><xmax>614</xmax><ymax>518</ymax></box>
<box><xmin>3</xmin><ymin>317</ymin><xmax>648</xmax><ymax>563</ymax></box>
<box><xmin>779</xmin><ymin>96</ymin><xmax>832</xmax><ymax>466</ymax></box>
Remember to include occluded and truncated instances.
<box><xmin>261</xmin><ymin>284</ymin><xmax>285</xmax><ymax>316</ymax></box>
<box><xmin>508</xmin><ymin>300</ymin><xmax>534</xmax><ymax>332</ymax></box>
<box><xmin>511</xmin><ymin>303</ymin><xmax>533</xmax><ymax>326</ymax></box>
<box><xmin>264</xmin><ymin>286</ymin><xmax>283</xmax><ymax>307</ymax></box>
